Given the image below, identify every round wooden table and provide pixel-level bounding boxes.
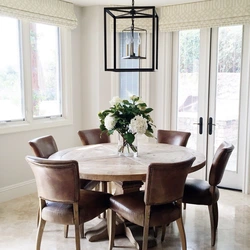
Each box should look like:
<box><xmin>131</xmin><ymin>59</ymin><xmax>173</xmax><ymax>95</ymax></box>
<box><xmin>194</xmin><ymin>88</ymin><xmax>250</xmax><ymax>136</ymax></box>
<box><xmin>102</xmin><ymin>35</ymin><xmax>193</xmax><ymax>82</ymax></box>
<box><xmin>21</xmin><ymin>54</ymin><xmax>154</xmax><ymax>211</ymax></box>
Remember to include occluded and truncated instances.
<box><xmin>49</xmin><ymin>142</ymin><xmax>205</xmax><ymax>249</ymax></box>
<box><xmin>49</xmin><ymin>142</ymin><xmax>206</xmax><ymax>182</ymax></box>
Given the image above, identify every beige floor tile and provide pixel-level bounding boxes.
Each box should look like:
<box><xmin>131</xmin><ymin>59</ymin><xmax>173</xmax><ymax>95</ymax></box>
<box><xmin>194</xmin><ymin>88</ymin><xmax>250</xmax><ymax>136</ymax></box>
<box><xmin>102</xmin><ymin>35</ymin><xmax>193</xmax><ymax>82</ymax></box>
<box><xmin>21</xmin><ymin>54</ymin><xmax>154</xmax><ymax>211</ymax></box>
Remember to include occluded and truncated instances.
<box><xmin>1</xmin><ymin>189</ymin><xmax>250</xmax><ymax>250</ymax></box>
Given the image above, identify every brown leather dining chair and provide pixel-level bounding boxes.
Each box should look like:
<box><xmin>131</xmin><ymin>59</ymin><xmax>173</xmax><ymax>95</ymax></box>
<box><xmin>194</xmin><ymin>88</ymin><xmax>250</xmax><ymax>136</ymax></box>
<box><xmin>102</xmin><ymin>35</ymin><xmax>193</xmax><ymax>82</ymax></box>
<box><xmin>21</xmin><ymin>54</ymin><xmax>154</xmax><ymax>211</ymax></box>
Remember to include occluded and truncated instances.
<box><xmin>26</xmin><ymin>156</ymin><xmax>112</xmax><ymax>250</ymax></box>
<box><xmin>29</xmin><ymin>135</ymin><xmax>58</xmax><ymax>159</ymax></box>
<box><xmin>108</xmin><ymin>157</ymin><xmax>196</xmax><ymax>250</ymax></box>
<box><xmin>182</xmin><ymin>141</ymin><xmax>234</xmax><ymax>246</ymax></box>
<box><xmin>157</xmin><ymin>129</ymin><xmax>191</xmax><ymax>147</ymax></box>
<box><xmin>78</xmin><ymin>128</ymin><xmax>110</xmax><ymax>145</ymax></box>
<box><xmin>28</xmin><ymin>135</ymin><xmax>98</xmax><ymax>235</ymax></box>
<box><xmin>29</xmin><ymin>135</ymin><xmax>98</xmax><ymax>190</ymax></box>
<box><xmin>29</xmin><ymin>135</ymin><xmax>59</xmax><ymax>227</ymax></box>
<box><xmin>78</xmin><ymin>128</ymin><xmax>110</xmax><ymax>193</ymax></box>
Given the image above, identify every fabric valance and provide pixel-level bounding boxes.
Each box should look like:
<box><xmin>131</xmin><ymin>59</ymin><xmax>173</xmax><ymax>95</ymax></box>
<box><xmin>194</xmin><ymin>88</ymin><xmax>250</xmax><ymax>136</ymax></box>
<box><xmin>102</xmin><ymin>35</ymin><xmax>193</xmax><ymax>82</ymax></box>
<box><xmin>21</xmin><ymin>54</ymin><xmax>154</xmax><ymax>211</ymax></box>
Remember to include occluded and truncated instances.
<box><xmin>159</xmin><ymin>0</ymin><xmax>250</xmax><ymax>32</ymax></box>
<box><xmin>0</xmin><ymin>0</ymin><xmax>77</xmax><ymax>29</ymax></box>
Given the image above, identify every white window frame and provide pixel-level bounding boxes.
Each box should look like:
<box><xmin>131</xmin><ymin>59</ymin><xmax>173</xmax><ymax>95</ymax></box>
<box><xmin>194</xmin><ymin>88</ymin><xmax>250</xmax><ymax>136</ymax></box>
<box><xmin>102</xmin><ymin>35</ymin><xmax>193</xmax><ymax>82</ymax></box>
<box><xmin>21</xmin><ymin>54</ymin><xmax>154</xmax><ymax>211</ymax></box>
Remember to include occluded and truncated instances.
<box><xmin>0</xmin><ymin>20</ymin><xmax>73</xmax><ymax>135</ymax></box>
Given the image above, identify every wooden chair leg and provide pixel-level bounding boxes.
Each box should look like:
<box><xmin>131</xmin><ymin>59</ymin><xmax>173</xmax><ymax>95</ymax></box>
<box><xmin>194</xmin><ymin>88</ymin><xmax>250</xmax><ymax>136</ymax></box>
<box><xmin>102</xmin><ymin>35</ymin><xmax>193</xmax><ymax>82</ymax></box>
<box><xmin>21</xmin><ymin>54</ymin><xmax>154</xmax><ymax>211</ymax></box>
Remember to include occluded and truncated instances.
<box><xmin>36</xmin><ymin>218</ymin><xmax>46</xmax><ymax>250</ymax></box>
<box><xmin>36</xmin><ymin>208</ymin><xmax>40</xmax><ymax>227</ymax></box>
<box><xmin>107</xmin><ymin>209</ymin><xmax>116</xmax><ymax>250</ymax></box>
<box><xmin>161</xmin><ymin>225</ymin><xmax>166</xmax><ymax>242</ymax></box>
<box><xmin>64</xmin><ymin>225</ymin><xmax>69</xmax><ymax>238</ymax></box>
<box><xmin>65</xmin><ymin>224</ymin><xmax>83</xmax><ymax>239</ymax></box>
<box><xmin>75</xmin><ymin>224</ymin><xmax>80</xmax><ymax>250</ymax></box>
<box><xmin>213</xmin><ymin>202</ymin><xmax>219</xmax><ymax>230</ymax></box>
<box><xmin>142</xmin><ymin>206</ymin><xmax>150</xmax><ymax>250</ymax></box>
<box><xmin>153</xmin><ymin>226</ymin><xmax>158</xmax><ymax>237</ymax></box>
<box><xmin>208</xmin><ymin>202</ymin><xmax>218</xmax><ymax>246</ymax></box>
<box><xmin>80</xmin><ymin>224</ymin><xmax>84</xmax><ymax>238</ymax></box>
<box><xmin>176</xmin><ymin>217</ymin><xmax>187</xmax><ymax>250</ymax></box>
<box><xmin>73</xmin><ymin>203</ymin><xmax>81</xmax><ymax>250</ymax></box>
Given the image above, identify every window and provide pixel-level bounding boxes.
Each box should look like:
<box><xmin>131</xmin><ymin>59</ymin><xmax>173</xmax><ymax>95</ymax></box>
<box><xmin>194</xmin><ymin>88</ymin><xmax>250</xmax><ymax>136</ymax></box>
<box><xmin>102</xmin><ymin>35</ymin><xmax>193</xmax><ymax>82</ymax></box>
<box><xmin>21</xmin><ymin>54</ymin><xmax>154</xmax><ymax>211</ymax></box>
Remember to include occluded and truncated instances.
<box><xmin>30</xmin><ymin>23</ymin><xmax>61</xmax><ymax>118</ymax></box>
<box><xmin>0</xmin><ymin>16</ymin><xmax>72</xmax><ymax>133</ymax></box>
<box><xmin>0</xmin><ymin>17</ymin><xmax>23</xmax><ymax>122</ymax></box>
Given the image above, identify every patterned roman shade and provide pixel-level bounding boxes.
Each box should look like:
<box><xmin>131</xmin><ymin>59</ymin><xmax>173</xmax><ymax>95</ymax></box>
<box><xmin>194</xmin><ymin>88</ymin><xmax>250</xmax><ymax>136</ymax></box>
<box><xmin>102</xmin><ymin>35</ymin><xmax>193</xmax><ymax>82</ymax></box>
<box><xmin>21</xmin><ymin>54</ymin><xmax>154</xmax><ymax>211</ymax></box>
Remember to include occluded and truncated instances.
<box><xmin>159</xmin><ymin>0</ymin><xmax>250</xmax><ymax>32</ymax></box>
<box><xmin>0</xmin><ymin>0</ymin><xmax>77</xmax><ymax>29</ymax></box>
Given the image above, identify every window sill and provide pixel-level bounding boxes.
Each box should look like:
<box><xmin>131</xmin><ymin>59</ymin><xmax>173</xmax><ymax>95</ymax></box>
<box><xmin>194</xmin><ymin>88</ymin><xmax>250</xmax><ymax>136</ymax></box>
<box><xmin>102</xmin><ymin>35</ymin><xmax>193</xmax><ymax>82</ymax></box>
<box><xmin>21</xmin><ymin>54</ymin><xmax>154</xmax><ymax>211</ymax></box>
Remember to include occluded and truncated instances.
<box><xmin>0</xmin><ymin>117</ymin><xmax>73</xmax><ymax>135</ymax></box>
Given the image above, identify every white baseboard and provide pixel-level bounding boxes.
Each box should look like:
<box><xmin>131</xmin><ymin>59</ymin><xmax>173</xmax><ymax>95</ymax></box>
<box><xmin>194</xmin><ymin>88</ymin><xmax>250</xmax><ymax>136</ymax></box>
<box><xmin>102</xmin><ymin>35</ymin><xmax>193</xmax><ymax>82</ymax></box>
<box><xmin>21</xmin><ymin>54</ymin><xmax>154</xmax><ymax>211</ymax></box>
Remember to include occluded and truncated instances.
<box><xmin>0</xmin><ymin>179</ymin><xmax>37</xmax><ymax>203</ymax></box>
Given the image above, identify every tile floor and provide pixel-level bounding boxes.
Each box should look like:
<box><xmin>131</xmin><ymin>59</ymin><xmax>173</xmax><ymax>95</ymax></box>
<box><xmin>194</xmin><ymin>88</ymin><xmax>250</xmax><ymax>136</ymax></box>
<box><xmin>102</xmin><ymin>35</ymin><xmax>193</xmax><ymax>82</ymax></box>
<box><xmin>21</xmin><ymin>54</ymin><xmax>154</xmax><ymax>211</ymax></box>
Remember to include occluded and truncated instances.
<box><xmin>1</xmin><ymin>188</ymin><xmax>250</xmax><ymax>250</ymax></box>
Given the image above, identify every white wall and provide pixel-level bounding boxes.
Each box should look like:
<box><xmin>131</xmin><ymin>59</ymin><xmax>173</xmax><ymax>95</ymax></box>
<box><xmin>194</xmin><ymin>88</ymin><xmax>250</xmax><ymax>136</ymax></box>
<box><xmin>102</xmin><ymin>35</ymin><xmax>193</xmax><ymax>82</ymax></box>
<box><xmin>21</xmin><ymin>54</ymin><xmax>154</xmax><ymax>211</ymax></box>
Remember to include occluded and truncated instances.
<box><xmin>81</xmin><ymin>6</ymin><xmax>113</xmax><ymax>129</ymax></box>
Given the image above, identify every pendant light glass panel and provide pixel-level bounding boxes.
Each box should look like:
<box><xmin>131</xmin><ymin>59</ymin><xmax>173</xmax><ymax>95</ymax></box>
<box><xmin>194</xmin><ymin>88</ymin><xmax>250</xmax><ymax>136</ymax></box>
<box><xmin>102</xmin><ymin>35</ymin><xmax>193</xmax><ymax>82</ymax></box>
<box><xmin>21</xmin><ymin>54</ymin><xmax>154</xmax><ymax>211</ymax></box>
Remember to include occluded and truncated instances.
<box><xmin>122</xmin><ymin>27</ymin><xmax>147</xmax><ymax>59</ymax></box>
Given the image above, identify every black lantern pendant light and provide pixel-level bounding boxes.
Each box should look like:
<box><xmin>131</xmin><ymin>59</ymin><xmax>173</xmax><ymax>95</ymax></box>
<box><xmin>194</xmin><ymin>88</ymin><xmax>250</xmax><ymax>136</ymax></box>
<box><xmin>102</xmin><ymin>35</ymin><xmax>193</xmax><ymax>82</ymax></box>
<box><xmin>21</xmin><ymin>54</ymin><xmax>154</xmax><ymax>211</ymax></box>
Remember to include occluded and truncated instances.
<box><xmin>104</xmin><ymin>0</ymin><xmax>158</xmax><ymax>72</ymax></box>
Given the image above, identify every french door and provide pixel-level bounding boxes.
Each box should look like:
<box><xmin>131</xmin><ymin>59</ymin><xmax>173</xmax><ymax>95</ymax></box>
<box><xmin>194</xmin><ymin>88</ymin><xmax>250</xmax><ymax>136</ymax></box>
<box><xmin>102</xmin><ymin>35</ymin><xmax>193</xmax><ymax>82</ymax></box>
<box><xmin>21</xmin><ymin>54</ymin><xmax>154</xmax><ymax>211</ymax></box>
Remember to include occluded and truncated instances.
<box><xmin>172</xmin><ymin>25</ymin><xmax>250</xmax><ymax>190</ymax></box>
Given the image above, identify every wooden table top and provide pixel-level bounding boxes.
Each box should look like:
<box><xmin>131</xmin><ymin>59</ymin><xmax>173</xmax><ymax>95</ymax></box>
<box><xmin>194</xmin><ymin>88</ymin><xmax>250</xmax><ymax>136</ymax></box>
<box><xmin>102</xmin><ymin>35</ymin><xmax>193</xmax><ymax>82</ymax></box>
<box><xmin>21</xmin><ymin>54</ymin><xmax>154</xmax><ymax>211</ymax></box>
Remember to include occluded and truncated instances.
<box><xmin>49</xmin><ymin>143</ymin><xmax>206</xmax><ymax>182</ymax></box>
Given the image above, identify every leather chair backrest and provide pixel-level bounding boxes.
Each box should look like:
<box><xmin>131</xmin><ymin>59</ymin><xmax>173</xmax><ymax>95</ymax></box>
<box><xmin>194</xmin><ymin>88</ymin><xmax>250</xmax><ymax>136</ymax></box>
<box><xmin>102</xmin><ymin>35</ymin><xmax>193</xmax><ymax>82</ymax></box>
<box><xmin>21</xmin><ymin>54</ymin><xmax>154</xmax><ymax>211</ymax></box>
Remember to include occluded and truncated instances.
<box><xmin>26</xmin><ymin>156</ymin><xmax>80</xmax><ymax>203</ymax></box>
<box><xmin>29</xmin><ymin>135</ymin><xmax>58</xmax><ymax>158</ymax></box>
<box><xmin>78</xmin><ymin>128</ymin><xmax>110</xmax><ymax>145</ymax></box>
<box><xmin>144</xmin><ymin>156</ymin><xmax>196</xmax><ymax>205</ymax></box>
<box><xmin>157</xmin><ymin>129</ymin><xmax>191</xmax><ymax>147</ymax></box>
<box><xmin>209</xmin><ymin>141</ymin><xmax>234</xmax><ymax>186</ymax></box>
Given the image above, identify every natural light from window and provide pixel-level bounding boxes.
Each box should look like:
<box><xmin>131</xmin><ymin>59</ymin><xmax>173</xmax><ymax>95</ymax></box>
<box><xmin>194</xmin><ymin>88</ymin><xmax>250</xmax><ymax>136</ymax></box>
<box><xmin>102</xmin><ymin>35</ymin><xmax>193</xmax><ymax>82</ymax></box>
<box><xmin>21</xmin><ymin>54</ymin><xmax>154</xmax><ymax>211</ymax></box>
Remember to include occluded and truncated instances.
<box><xmin>0</xmin><ymin>17</ymin><xmax>23</xmax><ymax>122</ymax></box>
<box><xmin>30</xmin><ymin>23</ymin><xmax>61</xmax><ymax>118</ymax></box>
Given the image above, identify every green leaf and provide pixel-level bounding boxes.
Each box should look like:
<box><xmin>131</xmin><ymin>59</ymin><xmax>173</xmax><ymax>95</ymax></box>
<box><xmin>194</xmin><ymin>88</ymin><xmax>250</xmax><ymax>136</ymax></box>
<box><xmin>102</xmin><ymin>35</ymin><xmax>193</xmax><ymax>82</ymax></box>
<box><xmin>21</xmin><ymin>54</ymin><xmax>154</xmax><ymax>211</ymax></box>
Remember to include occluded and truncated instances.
<box><xmin>124</xmin><ymin>133</ymin><xmax>135</xmax><ymax>144</ymax></box>
<box><xmin>123</xmin><ymin>100</ymin><xmax>130</xmax><ymax>105</ymax></box>
<box><xmin>137</xmin><ymin>103</ymin><xmax>147</xmax><ymax>108</ymax></box>
<box><xmin>145</xmin><ymin>130</ymin><xmax>154</xmax><ymax>138</ymax></box>
<box><xmin>144</xmin><ymin>108</ymin><xmax>153</xmax><ymax>113</ymax></box>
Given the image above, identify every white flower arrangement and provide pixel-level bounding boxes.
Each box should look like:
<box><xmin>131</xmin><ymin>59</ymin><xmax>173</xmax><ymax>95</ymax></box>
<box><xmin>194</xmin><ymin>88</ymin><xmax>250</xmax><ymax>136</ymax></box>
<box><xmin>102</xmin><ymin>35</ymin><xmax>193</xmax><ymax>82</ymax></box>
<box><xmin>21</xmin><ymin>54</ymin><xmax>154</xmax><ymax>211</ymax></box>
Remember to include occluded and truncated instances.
<box><xmin>98</xmin><ymin>95</ymin><xmax>155</xmax><ymax>150</ymax></box>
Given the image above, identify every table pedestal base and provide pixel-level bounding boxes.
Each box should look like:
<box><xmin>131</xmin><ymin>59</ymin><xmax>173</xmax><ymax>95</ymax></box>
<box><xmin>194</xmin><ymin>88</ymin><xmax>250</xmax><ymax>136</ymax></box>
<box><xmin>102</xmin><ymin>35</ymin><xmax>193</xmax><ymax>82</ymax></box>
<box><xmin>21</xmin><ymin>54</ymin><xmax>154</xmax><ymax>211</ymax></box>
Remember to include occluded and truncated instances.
<box><xmin>124</xmin><ymin>222</ymin><xmax>157</xmax><ymax>249</ymax></box>
<box><xmin>85</xmin><ymin>217</ymin><xmax>124</xmax><ymax>242</ymax></box>
<box><xmin>114</xmin><ymin>181</ymin><xmax>157</xmax><ymax>249</ymax></box>
<box><xmin>85</xmin><ymin>218</ymin><xmax>157</xmax><ymax>250</ymax></box>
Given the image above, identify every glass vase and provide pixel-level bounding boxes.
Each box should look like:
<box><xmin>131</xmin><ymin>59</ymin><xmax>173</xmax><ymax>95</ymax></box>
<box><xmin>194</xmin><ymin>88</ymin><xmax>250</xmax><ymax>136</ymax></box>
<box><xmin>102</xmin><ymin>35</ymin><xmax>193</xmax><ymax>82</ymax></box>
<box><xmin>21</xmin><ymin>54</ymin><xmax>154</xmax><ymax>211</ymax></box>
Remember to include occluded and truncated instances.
<box><xmin>117</xmin><ymin>134</ymin><xmax>138</xmax><ymax>157</ymax></box>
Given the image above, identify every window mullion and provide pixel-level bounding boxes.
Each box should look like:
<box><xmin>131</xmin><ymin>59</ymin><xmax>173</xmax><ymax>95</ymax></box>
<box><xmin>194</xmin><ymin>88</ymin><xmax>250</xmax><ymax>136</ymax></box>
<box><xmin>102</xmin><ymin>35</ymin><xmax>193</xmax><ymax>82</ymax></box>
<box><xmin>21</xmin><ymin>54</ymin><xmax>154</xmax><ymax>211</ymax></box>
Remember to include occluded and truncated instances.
<box><xmin>59</xmin><ymin>29</ymin><xmax>72</xmax><ymax>121</ymax></box>
<box><xmin>20</xmin><ymin>21</ymin><xmax>33</xmax><ymax>123</ymax></box>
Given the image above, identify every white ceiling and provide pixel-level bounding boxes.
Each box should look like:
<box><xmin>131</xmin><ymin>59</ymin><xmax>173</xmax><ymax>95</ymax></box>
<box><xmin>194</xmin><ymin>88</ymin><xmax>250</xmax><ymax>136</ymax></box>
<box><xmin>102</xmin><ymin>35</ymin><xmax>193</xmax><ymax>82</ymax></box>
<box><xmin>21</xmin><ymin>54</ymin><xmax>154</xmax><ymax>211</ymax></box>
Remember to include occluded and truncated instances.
<box><xmin>66</xmin><ymin>0</ymin><xmax>209</xmax><ymax>7</ymax></box>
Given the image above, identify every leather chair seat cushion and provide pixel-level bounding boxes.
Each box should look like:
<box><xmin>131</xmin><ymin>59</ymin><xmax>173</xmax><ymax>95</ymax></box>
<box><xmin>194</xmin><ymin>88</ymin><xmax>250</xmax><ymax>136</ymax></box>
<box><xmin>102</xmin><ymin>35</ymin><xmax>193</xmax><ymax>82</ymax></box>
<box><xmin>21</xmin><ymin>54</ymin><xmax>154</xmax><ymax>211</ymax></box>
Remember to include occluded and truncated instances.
<box><xmin>110</xmin><ymin>191</ymin><xmax>181</xmax><ymax>227</ymax></box>
<box><xmin>183</xmin><ymin>178</ymin><xmax>219</xmax><ymax>205</ymax></box>
<box><xmin>42</xmin><ymin>189</ymin><xmax>111</xmax><ymax>225</ymax></box>
<box><xmin>78</xmin><ymin>189</ymin><xmax>111</xmax><ymax>223</ymax></box>
<box><xmin>42</xmin><ymin>202</ymin><xmax>74</xmax><ymax>224</ymax></box>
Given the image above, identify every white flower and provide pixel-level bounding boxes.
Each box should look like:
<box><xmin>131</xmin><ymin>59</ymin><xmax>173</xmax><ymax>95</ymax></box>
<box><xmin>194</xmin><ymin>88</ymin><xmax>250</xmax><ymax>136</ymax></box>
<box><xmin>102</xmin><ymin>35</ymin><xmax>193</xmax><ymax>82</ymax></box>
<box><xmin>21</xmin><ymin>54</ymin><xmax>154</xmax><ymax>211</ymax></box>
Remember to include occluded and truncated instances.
<box><xmin>136</xmin><ymin>98</ymin><xmax>144</xmax><ymax>104</ymax></box>
<box><xmin>109</xmin><ymin>96</ymin><xmax>122</xmax><ymax>106</ymax></box>
<box><xmin>130</xmin><ymin>95</ymin><xmax>138</xmax><ymax>101</ymax></box>
<box><xmin>136</xmin><ymin>99</ymin><xmax>147</xmax><ymax>111</ymax></box>
<box><xmin>104</xmin><ymin>114</ymin><xmax>116</xmax><ymax>130</ymax></box>
<box><xmin>130</xmin><ymin>115</ymin><xmax>148</xmax><ymax>134</ymax></box>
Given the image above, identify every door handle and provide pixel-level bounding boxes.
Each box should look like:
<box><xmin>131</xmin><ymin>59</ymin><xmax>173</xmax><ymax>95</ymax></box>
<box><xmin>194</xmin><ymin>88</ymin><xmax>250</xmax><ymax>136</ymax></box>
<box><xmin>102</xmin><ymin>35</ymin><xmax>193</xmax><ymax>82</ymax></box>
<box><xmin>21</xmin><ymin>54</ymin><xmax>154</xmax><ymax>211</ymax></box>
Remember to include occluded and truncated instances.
<box><xmin>193</xmin><ymin>117</ymin><xmax>203</xmax><ymax>134</ymax></box>
<box><xmin>208</xmin><ymin>117</ymin><xmax>216</xmax><ymax>135</ymax></box>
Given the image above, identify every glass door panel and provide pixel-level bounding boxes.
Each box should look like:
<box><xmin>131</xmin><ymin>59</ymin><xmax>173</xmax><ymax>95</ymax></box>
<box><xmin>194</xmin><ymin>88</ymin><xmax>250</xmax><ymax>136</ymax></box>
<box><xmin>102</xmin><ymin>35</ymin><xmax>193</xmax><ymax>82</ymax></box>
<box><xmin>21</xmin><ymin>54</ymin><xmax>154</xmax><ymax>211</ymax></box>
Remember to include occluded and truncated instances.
<box><xmin>177</xmin><ymin>29</ymin><xmax>200</xmax><ymax>150</ymax></box>
<box><xmin>213</xmin><ymin>25</ymin><xmax>242</xmax><ymax>181</ymax></box>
